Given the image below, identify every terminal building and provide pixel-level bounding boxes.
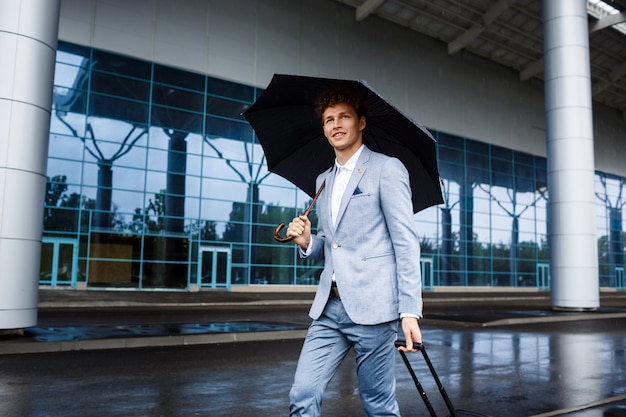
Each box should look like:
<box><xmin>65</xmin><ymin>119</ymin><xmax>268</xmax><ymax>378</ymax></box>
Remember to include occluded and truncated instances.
<box><xmin>1</xmin><ymin>0</ymin><xmax>626</xmax><ymax>328</ymax></box>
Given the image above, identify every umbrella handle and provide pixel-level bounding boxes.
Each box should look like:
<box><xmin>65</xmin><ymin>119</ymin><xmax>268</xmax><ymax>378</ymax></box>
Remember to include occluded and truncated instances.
<box><xmin>273</xmin><ymin>180</ymin><xmax>326</xmax><ymax>243</ymax></box>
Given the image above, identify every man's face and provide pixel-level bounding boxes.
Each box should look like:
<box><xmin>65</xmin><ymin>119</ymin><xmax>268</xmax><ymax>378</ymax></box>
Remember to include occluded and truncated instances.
<box><xmin>321</xmin><ymin>103</ymin><xmax>366</xmax><ymax>153</ymax></box>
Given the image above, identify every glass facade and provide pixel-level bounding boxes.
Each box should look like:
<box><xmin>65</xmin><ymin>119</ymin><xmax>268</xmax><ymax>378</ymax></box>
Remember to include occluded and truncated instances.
<box><xmin>41</xmin><ymin>41</ymin><xmax>626</xmax><ymax>290</ymax></box>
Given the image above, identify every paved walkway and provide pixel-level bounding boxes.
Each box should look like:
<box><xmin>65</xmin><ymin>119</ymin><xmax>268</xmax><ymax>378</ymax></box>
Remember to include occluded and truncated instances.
<box><xmin>2</xmin><ymin>288</ymin><xmax>625</xmax><ymax>355</ymax></box>
<box><xmin>1</xmin><ymin>288</ymin><xmax>625</xmax><ymax>416</ymax></box>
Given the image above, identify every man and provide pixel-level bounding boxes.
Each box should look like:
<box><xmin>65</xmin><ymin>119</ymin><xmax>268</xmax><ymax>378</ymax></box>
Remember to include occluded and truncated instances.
<box><xmin>286</xmin><ymin>85</ymin><xmax>423</xmax><ymax>417</ymax></box>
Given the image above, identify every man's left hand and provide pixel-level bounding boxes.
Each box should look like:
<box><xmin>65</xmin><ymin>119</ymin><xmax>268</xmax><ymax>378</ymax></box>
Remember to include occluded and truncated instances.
<box><xmin>398</xmin><ymin>316</ymin><xmax>422</xmax><ymax>352</ymax></box>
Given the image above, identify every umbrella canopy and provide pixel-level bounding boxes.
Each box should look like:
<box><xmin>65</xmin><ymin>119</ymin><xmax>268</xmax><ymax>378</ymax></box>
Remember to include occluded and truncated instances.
<box><xmin>243</xmin><ymin>74</ymin><xmax>444</xmax><ymax>214</ymax></box>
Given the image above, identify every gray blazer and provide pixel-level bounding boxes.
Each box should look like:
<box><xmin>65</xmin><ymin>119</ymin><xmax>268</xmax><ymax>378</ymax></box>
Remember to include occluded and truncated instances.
<box><xmin>303</xmin><ymin>146</ymin><xmax>423</xmax><ymax>325</ymax></box>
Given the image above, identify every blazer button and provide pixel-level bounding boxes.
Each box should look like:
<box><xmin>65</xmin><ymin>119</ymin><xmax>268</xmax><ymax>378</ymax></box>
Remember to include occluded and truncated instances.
<box><xmin>332</xmin><ymin>243</ymin><xmax>339</xmax><ymax>249</ymax></box>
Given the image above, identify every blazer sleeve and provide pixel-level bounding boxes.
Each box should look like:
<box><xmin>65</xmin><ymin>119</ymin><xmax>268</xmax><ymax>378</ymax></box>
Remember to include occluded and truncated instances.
<box><xmin>379</xmin><ymin>158</ymin><xmax>423</xmax><ymax>318</ymax></box>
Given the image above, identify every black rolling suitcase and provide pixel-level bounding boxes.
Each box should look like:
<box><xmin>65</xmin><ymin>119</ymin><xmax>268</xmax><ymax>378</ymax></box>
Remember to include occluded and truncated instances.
<box><xmin>395</xmin><ymin>341</ymin><xmax>491</xmax><ymax>417</ymax></box>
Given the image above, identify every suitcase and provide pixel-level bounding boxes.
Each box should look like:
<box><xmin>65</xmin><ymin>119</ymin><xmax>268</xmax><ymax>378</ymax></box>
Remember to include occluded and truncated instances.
<box><xmin>395</xmin><ymin>340</ymin><xmax>491</xmax><ymax>417</ymax></box>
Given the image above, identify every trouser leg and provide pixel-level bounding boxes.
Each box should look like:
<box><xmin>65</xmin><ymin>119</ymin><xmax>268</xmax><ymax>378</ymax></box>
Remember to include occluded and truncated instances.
<box><xmin>289</xmin><ymin>297</ymin><xmax>351</xmax><ymax>417</ymax></box>
<box><xmin>350</xmin><ymin>320</ymin><xmax>400</xmax><ymax>417</ymax></box>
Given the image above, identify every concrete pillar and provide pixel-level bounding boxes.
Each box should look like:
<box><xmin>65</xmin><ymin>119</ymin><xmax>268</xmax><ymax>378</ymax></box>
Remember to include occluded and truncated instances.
<box><xmin>542</xmin><ymin>0</ymin><xmax>599</xmax><ymax>310</ymax></box>
<box><xmin>0</xmin><ymin>0</ymin><xmax>60</xmax><ymax>329</ymax></box>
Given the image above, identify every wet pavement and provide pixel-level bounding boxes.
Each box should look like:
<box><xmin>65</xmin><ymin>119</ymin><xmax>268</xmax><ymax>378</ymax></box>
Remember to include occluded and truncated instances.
<box><xmin>0</xmin><ymin>288</ymin><xmax>625</xmax><ymax>416</ymax></box>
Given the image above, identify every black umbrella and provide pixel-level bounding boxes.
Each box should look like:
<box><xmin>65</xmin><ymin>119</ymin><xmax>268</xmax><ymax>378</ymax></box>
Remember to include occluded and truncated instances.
<box><xmin>243</xmin><ymin>74</ymin><xmax>444</xmax><ymax>241</ymax></box>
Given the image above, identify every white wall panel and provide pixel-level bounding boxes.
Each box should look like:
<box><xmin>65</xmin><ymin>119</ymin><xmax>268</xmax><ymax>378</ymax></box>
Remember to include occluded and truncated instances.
<box><xmin>58</xmin><ymin>0</ymin><xmax>92</xmax><ymax>42</ymax></box>
<box><xmin>93</xmin><ymin>0</ymin><xmax>155</xmax><ymax>61</ymax></box>
<box><xmin>255</xmin><ymin>2</ymin><xmax>301</xmax><ymax>79</ymax></box>
<box><xmin>154</xmin><ymin>0</ymin><xmax>208</xmax><ymax>73</ymax></box>
<box><xmin>206</xmin><ymin>1</ymin><xmax>257</xmax><ymax>84</ymax></box>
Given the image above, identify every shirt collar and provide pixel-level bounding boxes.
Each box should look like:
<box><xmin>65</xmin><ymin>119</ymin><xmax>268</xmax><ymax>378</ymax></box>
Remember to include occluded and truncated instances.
<box><xmin>335</xmin><ymin>144</ymin><xmax>364</xmax><ymax>173</ymax></box>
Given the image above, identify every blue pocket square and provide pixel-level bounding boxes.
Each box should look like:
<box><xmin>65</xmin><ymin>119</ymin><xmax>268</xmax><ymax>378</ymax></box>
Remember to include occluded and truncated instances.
<box><xmin>353</xmin><ymin>187</ymin><xmax>363</xmax><ymax>195</ymax></box>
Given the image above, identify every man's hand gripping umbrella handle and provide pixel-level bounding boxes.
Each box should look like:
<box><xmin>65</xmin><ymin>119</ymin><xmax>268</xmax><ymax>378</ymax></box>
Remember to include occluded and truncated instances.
<box><xmin>273</xmin><ymin>180</ymin><xmax>326</xmax><ymax>242</ymax></box>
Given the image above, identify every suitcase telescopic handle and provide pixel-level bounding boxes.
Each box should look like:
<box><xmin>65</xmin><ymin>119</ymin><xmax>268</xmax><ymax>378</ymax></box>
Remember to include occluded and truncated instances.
<box><xmin>394</xmin><ymin>339</ymin><xmax>459</xmax><ymax>417</ymax></box>
<box><xmin>394</xmin><ymin>340</ymin><xmax>424</xmax><ymax>351</ymax></box>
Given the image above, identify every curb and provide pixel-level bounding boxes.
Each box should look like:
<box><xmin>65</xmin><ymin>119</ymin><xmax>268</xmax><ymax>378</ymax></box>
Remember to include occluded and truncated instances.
<box><xmin>0</xmin><ymin>329</ymin><xmax>308</xmax><ymax>356</ymax></box>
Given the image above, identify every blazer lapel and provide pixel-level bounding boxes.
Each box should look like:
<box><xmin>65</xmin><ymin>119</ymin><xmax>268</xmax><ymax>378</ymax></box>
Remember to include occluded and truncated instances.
<box><xmin>334</xmin><ymin>148</ymin><xmax>371</xmax><ymax>229</ymax></box>
<box><xmin>322</xmin><ymin>166</ymin><xmax>336</xmax><ymax>233</ymax></box>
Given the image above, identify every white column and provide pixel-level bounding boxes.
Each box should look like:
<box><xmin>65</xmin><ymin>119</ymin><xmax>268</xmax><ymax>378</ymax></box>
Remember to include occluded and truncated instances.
<box><xmin>0</xmin><ymin>0</ymin><xmax>60</xmax><ymax>329</ymax></box>
<box><xmin>543</xmin><ymin>0</ymin><xmax>599</xmax><ymax>310</ymax></box>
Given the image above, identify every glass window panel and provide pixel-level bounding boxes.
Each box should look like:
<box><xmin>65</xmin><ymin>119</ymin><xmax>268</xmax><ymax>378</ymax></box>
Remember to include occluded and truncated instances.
<box><xmin>111</xmin><ymin>166</ymin><xmax>146</xmax><ymax>191</ymax></box>
<box><xmin>439</xmin><ymin>160</ymin><xmax>464</xmax><ymax>180</ymax></box>
<box><xmin>91</xmin><ymin>49</ymin><xmax>151</xmax><ymax>79</ymax></box>
<box><xmin>51</xmin><ymin>111</ymin><xmax>87</xmax><ymax>137</ymax></box>
<box><xmin>466</xmin><ymin>151</ymin><xmax>489</xmax><ymax>170</ymax></box>
<box><xmin>145</xmin><ymin>170</ymin><xmax>167</xmax><ymax>195</ymax></box>
<box><xmin>258</xmin><ymin>184</ymin><xmax>296</xmax><ymax>211</ymax></box>
<box><xmin>437</xmin><ymin>132</ymin><xmax>463</xmax><ymax>149</ymax></box>
<box><xmin>414</xmin><ymin>206</ymin><xmax>439</xmax><ymax>241</ymax></box>
<box><xmin>206</xmin><ymin>96</ymin><xmax>249</xmax><ymax>120</ymax></box>
<box><xmin>186</xmin><ymin>176</ymin><xmax>201</xmax><ymax>198</ymax></box>
<box><xmin>207</xmin><ymin>76</ymin><xmax>254</xmax><ymax>102</ymax></box>
<box><xmin>91</xmin><ymin>71</ymin><xmax>150</xmax><ymax>101</ymax></box>
<box><xmin>154</xmin><ymin>64</ymin><xmax>205</xmax><ymax>92</ymax></box>
<box><xmin>185</xmin><ymin>197</ymin><xmax>200</xmax><ymax>219</ymax></box>
<box><xmin>78</xmin><ymin>184</ymin><xmax>97</xmax><ymax>200</ymax></box>
<box><xmin>54</xmin><ymin>46</ymin><xmax>89</xmax><ymax>108</ymax></box>
<box><xmin>111</xmin><ymin>212</ymin><xmax>138</xmax><ymax>232</ymax></box>
<box><xmin>438</xmin><ymin>144</ymin><xmax>463</xmax><ymax>165</ymax></box>
<box><xmin>46</xmin><ymin>159</ymin><xmax>83</xmax><ymax>184</ymax></box>
<box><xmin>518</xmin><ymin>228</ymin><xmax>536</xmax><ymax>244</ymax></box>
<box><xmin>473</xmin><ymin>212</ymin><xmax>491</xmax><ymax>243</ymax></box>
<box><xmin>201</xmin><ymin>177</ymin><xmax>247</xmax><ymax>201</ymax></box>
<box><xmin>515</xmin><ymin>191</ymin><xmax>537</xmax><ymax>207</ymax></box>
<box><xmin>515</xmin><ymin>176</ymin><xmax>534</xmax><ymax>193</ymax></box>
<box><xmin>82</xmin><ymin>139</ymin><xmax>126</xmax><ymax>162</ymax></box>
<box><xmin>204</xmin><ymin>138</ymin><xmax>256</xmax><ymax>163</ymax></box>
<box><xmin>111</xmin><ymin>189</ymin><xmax>145</xmax><ymax>215</ymax></box>
<box><xmin>57</xmin><ymin>41</ymin><xmax>90</xmax><ymax>61</ymax></box>
<box><xmin>48</xmin><ymin>134</ymin><xmax>85</xmax><ymax>160</ymax></box>
<box><xmin>186</xmin><ymin>154</ymin><xmax>202</xmax><ymax>176</ymax></box>
<box><xmin>152</xmin><ymin>84</ymin><xmax>204</xmax><ymax>112</ymax></box>
<box><xmin>87</xmin><ymin>259</ymin><xmax>137</xmax><ymax>287</ymax></box>
<box><xmin>202</xmin><ymin>156</ymin><xmax>248</xmax><ymax>183</ymax></box>
<box><xmin>515</xmin><ymin>151</ymin><xmax>534</xmax><ymax>167</ymax></box>
<box><xmin>112</xmin><ymin>145</ymin><xmax>147</xmax><ymax>170</ymax></box>
<box><xmin>54</xmin><ymin>62</ymin><xmax>87</xmax><ymax>91</ymax></box>
<box><xmin>491</xmin><ymin>160</ymin><xmax>512</xmax><ymax>188</ymax></box>
<box><xmin>88</xmin><ymin>94</ymin><xmax>149</xmax><ymax>125</ymax></box>
<box><xmin>261</xmin><ymin>172</ymin><xmax>297</xmax><ymax>188</ymax></box>
<box><xmin>151</xmin><ymin>105</ymin><xmax>203</xmax><ymax>134</ymax></box>
<box><xmin>466</xmin><ymin>139</ymin><xmax>488</xmax><ymax>155</ymax></box>
<box><xmin>44</xmin><ymin>206</ymin><xmax>80</xmax><ymax>232</ymax></box>
<box><xmin>201</xmin><ymin>199</ymin><xmax>241</xmax><ymax>225</ymax></box>
<box><xmin>146</xmin><ymin>148</ymin><xmax>169</xmax><ymax>172</ymax></box>
<box><xmin>206</xmin><ymin>115</ymin><xmax>253</xmax><ymax>141</ymax></box>
<box><xmin>186</xmin><ymin>134</ymin><xmax>203</xmax><ymax>156</ymax></box>
<box><xmin>518</xmin><ymin>216</ymin><xmax>536</xmax><ymax>234</ymax></box>
<box><xmin>467</xmin><ymin>165</ymin><xmax>489</xmax><ymax>185</ymax></box>
<box><xmin>147</xmin><ymin>127</ymin><xmax>171</xmax><ymax>150</ymax></box>
<box><xmin>81</xmin><ymin>162</ymin><xmax>98</xmax><ymax>187</ymax></box>
<box><xmin>491</xmin><ymin>145</ymin><xmax>512</xmax><ymax>162</ymax></box>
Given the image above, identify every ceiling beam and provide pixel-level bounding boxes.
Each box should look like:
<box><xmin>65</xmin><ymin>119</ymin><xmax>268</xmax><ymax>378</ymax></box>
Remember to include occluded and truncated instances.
<box><xmin>448</xmin><ymin>0</ymin><xmax>518</xmax><ymax>55</ymax></box>
<box><xmin>592</xmin><ymin>60</ymin><xmax>626</xmax><ymax>95</ymax></box>
<box><xmin>356</xmin><ymin>0</ymin><xmax>386</xmax><ymax>22</ymax></box>
<box><xmin>589</xmin><ymin>11</ymin><xmax>626</xmax><ymax>33</ymax></box>
<box><xmin>520</xmin><ymin>59</ymin><xmax>543</xmax><ymax>82</ymax></box>
<box><xmin>520</xmin><ymin>11</ymin><xmax>626</xmax><ymax>82</ymax></box>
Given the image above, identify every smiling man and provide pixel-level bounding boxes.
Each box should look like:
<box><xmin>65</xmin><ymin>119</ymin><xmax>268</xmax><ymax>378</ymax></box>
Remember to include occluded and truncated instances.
<box><xmin>286</xmin><ymin>85</ymin><xmax>423</xmax><ymax>417</ymax></box>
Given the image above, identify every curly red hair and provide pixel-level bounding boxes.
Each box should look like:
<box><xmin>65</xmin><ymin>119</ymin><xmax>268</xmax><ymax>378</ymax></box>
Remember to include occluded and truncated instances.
<box><xmin>314</xmin><ymin>85</ymin><xmax>368</xmax><ymax>121</ymax></box>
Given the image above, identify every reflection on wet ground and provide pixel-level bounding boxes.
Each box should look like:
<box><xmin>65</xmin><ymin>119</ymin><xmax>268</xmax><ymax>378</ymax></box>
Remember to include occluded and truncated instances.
<box><xmin>24</xmin><ymin>321</ymin><xmax>308</xmax><ymax>342</ymax></box>
<box><xmin>2</xmin><ymin>290</ymin><xmax>626</xmax><ymax>417</ymax></box>
<box><xmin>1</xmin><ymin>319</ymin><xmax>625</xmax><ymax>417</ymax></box>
